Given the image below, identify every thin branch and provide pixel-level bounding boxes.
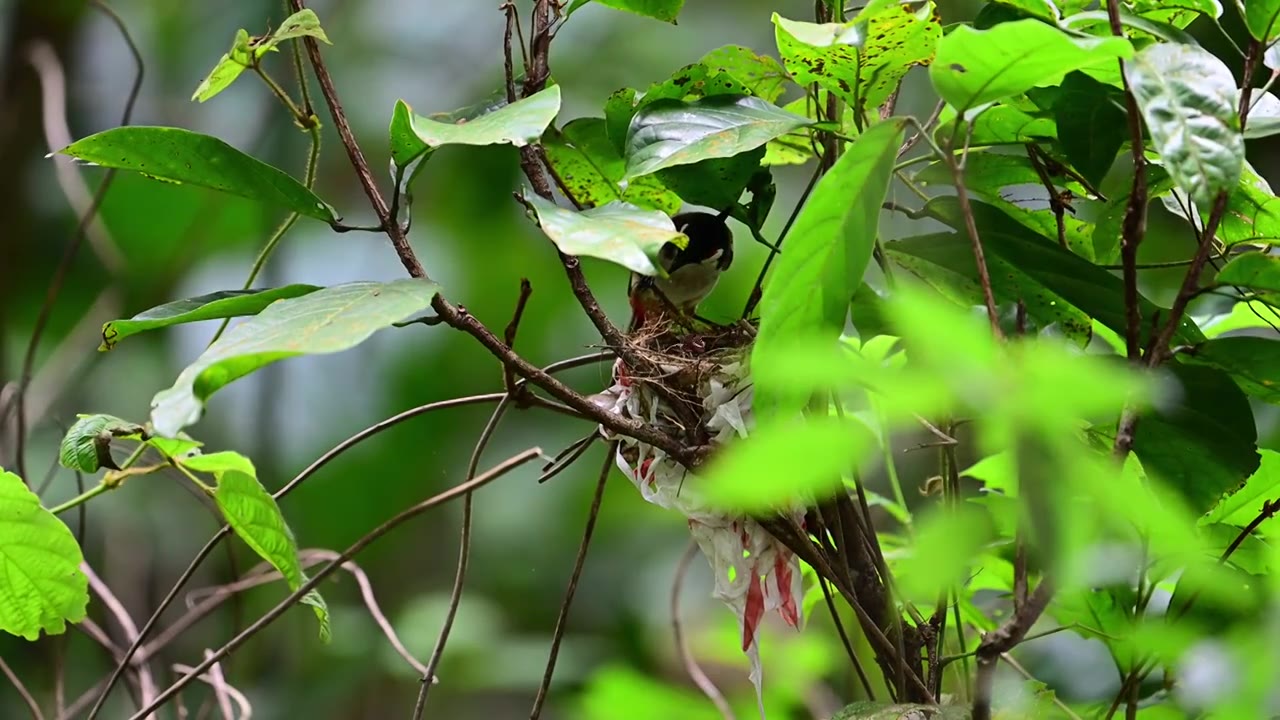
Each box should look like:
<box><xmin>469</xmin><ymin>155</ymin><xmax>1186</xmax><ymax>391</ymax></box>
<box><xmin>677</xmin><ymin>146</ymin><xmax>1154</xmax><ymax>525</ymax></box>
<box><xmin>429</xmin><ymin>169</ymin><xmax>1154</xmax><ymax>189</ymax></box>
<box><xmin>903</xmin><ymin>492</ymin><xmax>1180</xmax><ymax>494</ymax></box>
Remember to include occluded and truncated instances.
<box><xmin>947</xmin><ymin>156</ymin><xmax>1003</xmax><ymax>340</ymax></box>
<box><xmin>529</xmin><ymin>442</ymin><xmax>616</xmax><ymax>720</ymax></box>
<box><xmin>671</xmin><ymin>540</ymin><xmax>737</xmax><ymax>720</ymax></box>
<box><xmin>0</xmin><ymin>656</ymin><xmax>44</xmax><ymax>720</ymax></box>
<box><xmin>1025</xmin><ymin>144</ymin><xmax>1067</xmax><ymax>249</ymax></box>
<box><xmin>972</xmin><ymin>580</ymin><xmax>1054</xmax><ymax>720</ymax></box>
<box><xmin>172</xmin><ymin>659</ymin><xmax>251</xmax><ymax>720</ymax></box>
<box><xmin>819</xmin><ymin>575</ymin><xmax>875</xmax><ymax>700</ymax></box>
<box><xmin>7</xmin><ymin>0</ymin><xmax>142</xmax><ymax>480</ymax></box>
<box><xmin>127</xmin><ymin>449</ymin><xmax>543</xmax><ymax>720</ymax></box>
<box><xmin>82</xmin><ymin>562</ymin><xmax>157</xmax><ymax>719</ymax></box>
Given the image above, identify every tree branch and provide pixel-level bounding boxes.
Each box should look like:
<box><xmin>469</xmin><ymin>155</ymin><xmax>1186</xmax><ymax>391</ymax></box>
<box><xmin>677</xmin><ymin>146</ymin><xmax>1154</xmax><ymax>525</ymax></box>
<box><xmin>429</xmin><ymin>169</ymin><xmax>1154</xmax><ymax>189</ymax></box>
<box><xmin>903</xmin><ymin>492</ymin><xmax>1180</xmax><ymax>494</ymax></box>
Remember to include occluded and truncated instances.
<box><xmin>972</xmin><ymin>580</ymin><xmax>1053</xmax><ymax>720</ymax></box>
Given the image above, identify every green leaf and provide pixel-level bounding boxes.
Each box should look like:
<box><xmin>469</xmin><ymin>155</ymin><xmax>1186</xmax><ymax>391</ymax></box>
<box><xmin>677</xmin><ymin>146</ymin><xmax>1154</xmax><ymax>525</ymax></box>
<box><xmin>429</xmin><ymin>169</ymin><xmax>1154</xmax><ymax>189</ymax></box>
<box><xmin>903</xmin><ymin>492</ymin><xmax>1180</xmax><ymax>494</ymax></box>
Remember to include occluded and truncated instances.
<box><xmin>1184</xmin><ymin>336</ymin><xmax>1280</xmax><ymax>403</ymax></box>
<box><xmin>180</xmin><ymin>450</ymin><xmax>258</xmax><ymax>477</ymax></box>
<box><xmin>59</xmin><ymin>414</ymin><xmax>145</xmax><ymax>473</ymax></box>
<box><xmin>604</xmin><ymin>64</ymin><xmax>753</xmax><ymax>155</ymax></box>
<box><xmin>895</xmin><ymin>506</ymin><xmax>991</xmax><ymax>605</ymax></box>
<box><xmin>191</xmin><ymin>11</ymin><xmax>331</xmax><ymax>103</ymax></box>
<box><xmin>523</xmin><ymin>194</ymin><xmax>685</xmax><ymax>276</ymax></box>
<box><xmin>929</xmin><ymin>19</ymin><xmax>1133</xmax><ymax>113</ymax></box>
<box><xmin>1245</xmin><ymin>91</ymin><xmax>1280</xmax><ymax>139</ymax></box>
<box><xmin>1054</xmin><ymin>71</ymin><xmax>1128</xmax><ymax>189</ymax></box>
<box><xmin>700</xmin><ymin>417</ymin><xmax>879</xmax><ymax>511</ymax></box>
<box><xmin>1217</xmin><ymin>251</ymin><xmax>1280</xmax><ymax>291</ymax></box>
<box><xmin>1168</xmin><ymin>163</ymin><xmax>1280</xmax><ymax>246</ymax></box>
<box><xmin>1124</xmin><ymin>43</ymin><xmax>1243</xmax><ymax>207</ymax></box>
<box><xmin>655</xmin><ymin>148</ymin><xmax>767</xmax><ymax>209</ymax></box>
<box><xmin>699</xmin><ymin>45</ymin><xmax>789</xmax><ymax>103</ymax></box>
<box><xmin>389</xmin><ymin>85</ymin><xmax>561</xmax><ymax>185</ymax></box>
<box><xmin>855</xmin><ymin>3</ymin><xmax>942</xmax><ymax>114</ymax></box>
<box><xmin>623</xmin><ymin>94</ymin><xmax>813</xmax><ymax>180</ymax></box>
<box><xmin>1130</xmin><ymin>0</ymin><xmax>1221</xmax><ymax>28</ymax></box>
<box><xmin>1202</xmin><ymin>300</ymin><xmax>1280</xmax><ymax>338</ymax></box>
<box><xmin>101</xmin><ymin>285</ymin><xmax>321</xmax><ymax>350</ymax></box>
<box><xmin>269</xmin><ymin>9</ymin><xmax>330</xmax><ymax>46</ymax></box>
<box><xmin>150</xmin><ymin>279</ymin><xmax>440</xmax><ymax>437</ymax></box>
<box><xmin>58</xmin><ymin>127</ymin><xmax>338</xmax><ymax>222</ymax></box>
<box><xmin>565</xmin><ymin>0</ymin><xmax>684</xmax><ymax>22</ymax></box>
<box><xmin>0</xmin><ymin>469</ymin><xmax>88</xmax><ymax>641</ymax></box>
<box><xmin>1241</xmin><ymin>0</ymin><xmax>1280</xmax><ymax>42</ymax></box>
<box><xmin>935</xmin><ymin>103</ymin><xmax>1058</xmax><ymax>147</ymax></box>
<box><xmin>215</xmin><ymin>469</ymin><xmax>329</xmax><ymax>642</ymax></box>
<box><xmin>541</xmin><ymin>119</ymin><xmax>681</xmax><ymax>213</ymax></box>
<box><xmin>1133</xmin><ymin>364</ymin><xmax>1260</xmax><ymax>512</ymax></box>
<box><xmin>752</xmin><ymin>119</ymin><xmax>905</xmax><ymax>417</ymax></box>
<box><xmin>1202</xmin><ymin>449</ymin><xmax>1280</xmax><ymax>526</ymax></box>
<box><xmin>191</xmin><ymin>29</ymin><xmax>253</xmax><ymax>103</ymax></box>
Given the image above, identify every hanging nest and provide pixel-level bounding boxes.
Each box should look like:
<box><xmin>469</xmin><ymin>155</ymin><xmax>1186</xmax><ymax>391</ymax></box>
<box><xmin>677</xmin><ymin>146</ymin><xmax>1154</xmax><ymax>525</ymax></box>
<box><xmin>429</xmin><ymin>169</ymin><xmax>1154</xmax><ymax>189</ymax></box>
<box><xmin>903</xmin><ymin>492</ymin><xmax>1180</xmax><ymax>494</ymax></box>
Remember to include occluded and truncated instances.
<box><xmin>591</xmin><ymin>318</ymin><xmax>805</xmax><ymax>705</ymax></box>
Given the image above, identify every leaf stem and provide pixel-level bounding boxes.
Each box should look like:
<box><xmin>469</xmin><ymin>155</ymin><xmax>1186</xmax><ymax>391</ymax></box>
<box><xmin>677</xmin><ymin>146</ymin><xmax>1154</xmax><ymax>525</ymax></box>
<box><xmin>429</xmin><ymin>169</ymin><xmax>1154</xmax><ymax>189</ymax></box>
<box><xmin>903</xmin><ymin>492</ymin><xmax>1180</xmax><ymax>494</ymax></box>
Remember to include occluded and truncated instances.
<box><xmin>49</xmin><ymin>482</ymin><xmax>111</xmax><ymax>516</ymax></box>
<box><xmin>252</xmin><ymin>65</ymin><xmax>310</xmax><ymax>127</ymax></box>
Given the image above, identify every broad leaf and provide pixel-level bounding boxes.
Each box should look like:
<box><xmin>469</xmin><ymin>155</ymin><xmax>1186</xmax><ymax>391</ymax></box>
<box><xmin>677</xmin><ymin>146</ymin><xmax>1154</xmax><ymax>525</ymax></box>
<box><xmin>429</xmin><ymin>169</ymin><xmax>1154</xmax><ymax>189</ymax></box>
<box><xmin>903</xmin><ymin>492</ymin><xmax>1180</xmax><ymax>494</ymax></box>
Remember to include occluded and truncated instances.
<box><xmin>180</xmin><ymin>450</ymin><xmax>258</xmax><ymax>477</ymax></box>
<box><xmin>774</xmin><ymin>14</ymin><xmax>864</xmax><ymax>112</ymax></box>
<box><xmin>1184</xmin><ymin>336</ymin><xmax>1280</xmax><ymax>403</ymax></box>
<box><xmin>0</xmin><ymin>470</ymin><xmax>88</xmax><ymax>641</ymax></box>
<box><xmin>604</xmin><ymin>64</ymin><xmax>753</xmax><ymax>153</ymax></box>
<box><xmin>856</xmin><ymin>3</ymin><xmax>942</xmax><ymax>114</ymax></box>
<box><xmin>623</xmin><ymin>94</ymin><xmax>812</xmax><ymax>180</ymax></box>
<box><xmin>101</xmin><ymin>285</ymin><xmax>321</xmax><ymax>350</ymax></box>
<box><xmin>1132</xmin><ymin>364</ymin><xmax>1260</xmax><ymax>512</ymax></box>
<box><xmin>700</xmin><ymin>417</ymin><xmax>879</xmax><ymax>511</ymax></box>
<box><xmin>1125</xmin><ymin>43</ymin><xmax>1243</xmax><ymax>207</ymax></box>
<box><xmin>389</xmin><ymin>85</ymin><xmax>561</xmax><ymax>188</ymax></box>
<box><xmin>895</xmin><ymin>506</ymin><xmax>991</xmax><ymax>605</ymax></box>
<box><xmin>59</xmin><ymin>127</ymin><xmax>338</xmax><ymax>222</ymax></box>
<box><xmin>1168</xmin><ymin>163</ymin><xmax>1280</xmax><ymax>246</ymax></box>
<box><xmin>935</xmin><ymin>104</ymin><xmax>1058</xmax><ymax>147</ymax></box>
<box><xmin>565</xmin><ymin>0</ymin><xmax>684</xmax><ymax>22</ymax></box>
<box><xmin>150</xmin><ymin>279</ymin><xmax>440</xmax><ymax>437</ymax></box>
<box><xmin>524</xmin><ymin>194</ymin><xmax>686</xmax><ymax>276</ymax></box>
<box><xmin>1054</xmin><ymin>71</ymin><xmax>1128</xmax><ymax>189</ymax></box>
<box><xmin>215</xmin><ymin>469</ymin><xmax>330</xmax><ymax>642</ymax></box>
<box><xmin>59</xmin><ymin>414</ymin><xmax>145</xmax><ymax>473</ymax></box>
<box><xmin>1217</xmin><ymin>251</ymin><xmax>1280</xmax><ymax>291</ymax></box>
<box><xmin>1244</xmin><ymin>91</ymin><xmax>1280</xmax><ymax>139</ymax></box>
<box><xmin>542</xmin><ymin>118</ymin><xmax>681</xmax><ymax>214</ymax></box>
<box><xmin>930</xmin><ymin>20</ymin><xmax>1132</xmax><ymax>113</ymax></box>
<box><xmin>191</xmin><ymin>10</ymin><xmax>331</xmax><ymax>103</ymax></box>
<box><xmin>699</xmin><ymin>45</ymin><xmax>789</xmax><ymax>103</ymax></box>
<box><xmin>752</xmin><ymin>119</ymin><xmax>905</xmax><ymax>419</ymax></box>
<box><xmin>1202</xmin><ymin>449</ymin><xmax>1280</xmax><ymax>526</ymax></box>
<box><xmin>655</xmin><ymin>148</ymin><xmax>767</xmax><ymax>209</ymax></box>
<box><xmin>1241</xmin><ymin>0</ymin><xmax>1280</xmax><ymax>42</ymax></box>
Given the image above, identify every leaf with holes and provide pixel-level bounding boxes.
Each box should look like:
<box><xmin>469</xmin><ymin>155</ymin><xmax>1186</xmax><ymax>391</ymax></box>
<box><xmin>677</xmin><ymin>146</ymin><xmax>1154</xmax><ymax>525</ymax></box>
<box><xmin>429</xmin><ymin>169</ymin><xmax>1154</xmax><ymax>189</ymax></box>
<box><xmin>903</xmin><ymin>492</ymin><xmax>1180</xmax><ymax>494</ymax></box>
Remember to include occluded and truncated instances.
<box><xmin>59</xmin><ymin>414</ymin><xmax>145</xmax><ymax>473</ymax></box>
<box><xmin>101</xmin><ymin>285</ymin><xmax>321</xmax><ymax>350</ymax></box>
<box><xmin>1125</xmin><ymin>43</ymin><xmax>1242</xmax><ymax>206</ymax></box>
<box><xmin>623</xmin><ymin>94</ymin><xmax>812</xmax><ymax>180</ymax></box>
<box><xmin>773</xmin><ymin>14</ymin><xmax>864</xmax><ymax>109</ymax></box>
<box><xmin>541</xmin><ymin>118</ymin><xmax>680</xmax><ymax>213</ymax></box>
<box><xmin>524</xmin><ymin>193</ymin><xmax>686</xmax><ymax>276</ymax></box>
<box><xmin>215</xmin><ymin>469</ymin><xmax>329</xmax><ymax>642</ymax></box>
<box><xmin>58</xmin><ymin>127</ymin><xmax>338</xmax><ymax>222</ymax></box>
<box><xmin>930</xmin><ymin>20</ymin><xmax>1132</xmax><ymax>113</ymax></box>
<box><xmin>752</xmin><ymin>119</ymin><xmax>905</xmax><ymax>419</ymax></box>
<box><xmin>150</xmin><ymin>279</ymin><xmax>440</xmax><ymax>437</ymax></box>
<box><xmin>857</xmin><ymin>3</ymin><xmax>942</xmax><ymax>114</ymax></box>
<box><xmin>0</xmin><ymin>469</ymin><xmax>88</xmax><ymax>641</ymax></box>
<box><xmin>699</xmin><ymin>45</ymin><xmax>789</xmax><ymax>103</ymax></box>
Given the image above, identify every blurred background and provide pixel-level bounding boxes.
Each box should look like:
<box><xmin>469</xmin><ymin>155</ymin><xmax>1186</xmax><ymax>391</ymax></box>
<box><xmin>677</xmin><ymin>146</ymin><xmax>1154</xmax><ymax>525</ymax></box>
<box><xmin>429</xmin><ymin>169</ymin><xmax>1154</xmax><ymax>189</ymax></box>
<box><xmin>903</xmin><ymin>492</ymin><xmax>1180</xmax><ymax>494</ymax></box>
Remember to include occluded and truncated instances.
<box><xmin>3</xmin><ymin>0</ymin><xmax>1278</xmax><ymax>718</ymax></box>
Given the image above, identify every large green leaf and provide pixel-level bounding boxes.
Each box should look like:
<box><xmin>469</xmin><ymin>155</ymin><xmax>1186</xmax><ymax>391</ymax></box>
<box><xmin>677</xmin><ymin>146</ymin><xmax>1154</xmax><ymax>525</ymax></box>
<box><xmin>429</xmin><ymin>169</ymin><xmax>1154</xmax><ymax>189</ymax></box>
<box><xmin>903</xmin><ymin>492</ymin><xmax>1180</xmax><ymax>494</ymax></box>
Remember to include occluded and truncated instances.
<box><xmin>1054</xmin><ymin>71</ymin><xmax>1128</xmax><ymax>189</ymax></box>
<box><xmin>523</xmin><ymin>194</ymin><xmax>686</xmax><ymax>276</ymax></box>
<box><xmin>542</xmin><ymin>118</ymin><xmax>680</xmax><ymax>214</ymax></box>
<box><xmin>101</xmin><ymin>285</ymin><xmax>321</xmax><ymax>350</ymax></box>
<box><xmin>1184</xmin><ymin>336</ymin><xmax>1280</xmax><ymax>403</ymax></box>
<box><xmin>59</xmin><ymin>414</ymin><xmax>144</xmax><ymax>473</ymax></box>
<box><xmin>898</xmin><ymin>197</ymin><xmax>1205</xmax><ymax>346</ymax></box>
<box><xmin>58</xmin><ymin>127</ymin><xmax>338</xmax><ymax>222</ymax></box>
<box><xmin>214</xmin><ymin>468</ymin><xmax>330</xmax><ymax>642</ymax></box>
<box><xmin>855</xmin><ymin>2</ymin><xmax>942</xmax><ymax>114</ymax></box>
<box><xmin>623</xmin><ymin>94</ymin><xmax>812</xmax><ymax>180</ymax></box>
<box><xmin>930</xmin><ymin>20</ymin><xmax>1132</xmax><ymax>113</ymax></box>
<box><xmin>0</xmin><ymin>470</ymin><xmax>88</xmax><ymax>641</ymax></box>
<box><xmin>150</xmin><ymin>279</ymin><xmax>440</xmax><ymax>437</ymax></box>
<box><xmin>1241</xmin><ymin>0</ymin><xmax>1280</xmax><ymax>42</ymax></box>
<box><xmin>700</xmin><ymin>416</ymin><xmax>880</xmax><ymax>511</ymax></box>
<box><xmin>935</xmin><ymin>103</ymin><xmax>1058</xmax><ymax>147</ymax></box>
<box><xmin>699</xmin><ymin>45</ymin><xmax>789</xmax><ymax>103</ymax></box>
<box><xmin>752</xmin><ymin>119</ymin><xmax>905</xmax><ymax>417</ymax></box>
<box><xmin>1217</xmin><ymin>251</ymin><xmax>1280</xmax><ymax>291</ymax></box>
<box><xmin>1202</xmin><ymin>449</ymin><xmax>1280</xmax><ymax>526</ymax></box>
<box><xmin>565</xmin><ymin>0</ymin><xmax>684</xmax><ymax>22</ymax></box>
<box><xmin>1124</xmin><ymin>43</ymin><xmax>1243</xmax><ymax>207</ymax></box>
<box><xmin>192</xmin><ymin>10</ymin><xmax>331</xmax><ymax>103</ymax></box>
<box><xmin>389</xmin><ymin>85</ymin><xmax>561</xmax><ymax>185</ymax></box>
<box><xmin>1133</xmin><ymin>364</ymin><xmax>1260</xmax><ymax>512</ymax></box>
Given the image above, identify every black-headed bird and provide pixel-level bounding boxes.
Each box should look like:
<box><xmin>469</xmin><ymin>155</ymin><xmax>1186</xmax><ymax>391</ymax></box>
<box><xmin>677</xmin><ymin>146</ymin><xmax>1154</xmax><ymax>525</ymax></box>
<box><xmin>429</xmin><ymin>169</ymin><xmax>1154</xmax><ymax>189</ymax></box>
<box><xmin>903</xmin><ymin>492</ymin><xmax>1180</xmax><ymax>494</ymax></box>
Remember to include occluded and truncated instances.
<box><xmin>628</xmin><ymin>210</ymin><xmax>734</xmax><ymax>331</ymax></box>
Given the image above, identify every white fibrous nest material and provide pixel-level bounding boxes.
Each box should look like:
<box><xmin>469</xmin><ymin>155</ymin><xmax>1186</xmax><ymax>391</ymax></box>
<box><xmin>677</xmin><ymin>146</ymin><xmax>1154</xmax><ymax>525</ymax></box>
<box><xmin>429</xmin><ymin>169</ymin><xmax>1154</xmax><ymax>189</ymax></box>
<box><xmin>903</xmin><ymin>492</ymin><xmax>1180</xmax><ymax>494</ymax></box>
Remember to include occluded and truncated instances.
<box><xmin>591</xmin><ymin>345</ymin><xmax>806</xmax><ymax>709</ymax></box>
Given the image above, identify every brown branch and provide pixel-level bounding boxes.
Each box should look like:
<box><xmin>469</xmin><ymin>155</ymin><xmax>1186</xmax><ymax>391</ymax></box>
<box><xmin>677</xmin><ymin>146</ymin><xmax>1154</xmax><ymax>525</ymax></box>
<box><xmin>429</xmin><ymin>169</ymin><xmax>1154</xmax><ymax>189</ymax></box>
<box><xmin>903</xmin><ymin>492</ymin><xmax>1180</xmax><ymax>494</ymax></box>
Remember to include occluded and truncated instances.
<box><xmin>1025</xmin><ymin>145</ymin><xmax>1067</xmax><ymax>249</ymax></box>
<box><xmin>671</xmin><ymin>540</ymin><xmax>737</xmax><ymax>720</ymax></box>
<box><xmin>0</xmin><ymin>656</ymin><xmax>44</xmax><ymax>720</ymax></box>
<box><xmin>82</xmin><ymin>562</ymin><xmax>157</xmax><ymax>719</ymax></box>
<box><xmin>972</xmin><ymin>580</ymin><xmax>1054</xmax><ymax>720</ymax></box>
<box><xmin>127</xmin><ymin>449</ymin><xmax>543</xmax><ymax>720</ymax></box>
<box><xmin>529</xmin><ymin>442</ymin><xmax>615</xmax><ymax>719</ymax></box>
<box><xmin>1240</xmin><ymin>39</ymin><xmax>1262</xmax><ymax>131</ymax></box>
<box><xmin>948</xmin><ymin>156</ymin><xmax>1004</xmax><ymax>340</ymax></box>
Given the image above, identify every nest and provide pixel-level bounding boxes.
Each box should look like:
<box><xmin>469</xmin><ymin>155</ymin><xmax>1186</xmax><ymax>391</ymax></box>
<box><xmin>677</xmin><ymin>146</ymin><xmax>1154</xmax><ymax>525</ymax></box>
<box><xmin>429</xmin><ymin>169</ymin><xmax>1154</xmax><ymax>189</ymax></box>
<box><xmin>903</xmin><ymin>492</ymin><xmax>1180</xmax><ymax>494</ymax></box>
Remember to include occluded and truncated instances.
<box><xmin>591</xmin><ymin>317</ymin><xmax>804</xmax><ymax>713</ymax></box>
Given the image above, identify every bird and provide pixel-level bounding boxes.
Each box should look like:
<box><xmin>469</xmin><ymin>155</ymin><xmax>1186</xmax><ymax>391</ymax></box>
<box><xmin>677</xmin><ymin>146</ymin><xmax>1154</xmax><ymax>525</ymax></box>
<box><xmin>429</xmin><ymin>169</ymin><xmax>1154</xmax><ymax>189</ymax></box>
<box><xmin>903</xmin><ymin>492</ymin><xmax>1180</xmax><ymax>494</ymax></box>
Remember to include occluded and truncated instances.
<box><xmin>628</xmin><ymin>210</ymin><xmax>734</xmax><ymax>331</ymax></box>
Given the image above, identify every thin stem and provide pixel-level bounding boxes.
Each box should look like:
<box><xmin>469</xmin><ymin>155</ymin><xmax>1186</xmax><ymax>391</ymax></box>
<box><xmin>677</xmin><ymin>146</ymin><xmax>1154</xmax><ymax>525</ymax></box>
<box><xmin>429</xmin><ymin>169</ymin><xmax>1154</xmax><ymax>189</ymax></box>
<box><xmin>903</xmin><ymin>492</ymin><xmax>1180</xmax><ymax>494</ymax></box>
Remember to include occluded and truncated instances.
<box><xmin>125</xmin><ymin>449</ymin><xmax>543</xmax><ymax>720</ymax></box>
<box><xmin>671</xmin><ymin>540</ymin><xmax>738</xmax><ymax>720</ymax></box>
<box><xmin>252</xmin><ymin>65</ymin><xmax>308</xmax><ymax>126</ymax></box>
<box><xmin>529</xmin><ymin>443</ymin><xmax>615</xmax><ymax>719</ymax></box>
<box><xmin>0</xmin><ymin>656</ymin><xmax>44</xmax><ymax>720</ymax></box>
<box><xmin>49</xmin><ymin>482</ymin><xmax>111</xmax><ymax>515</ymax></box>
